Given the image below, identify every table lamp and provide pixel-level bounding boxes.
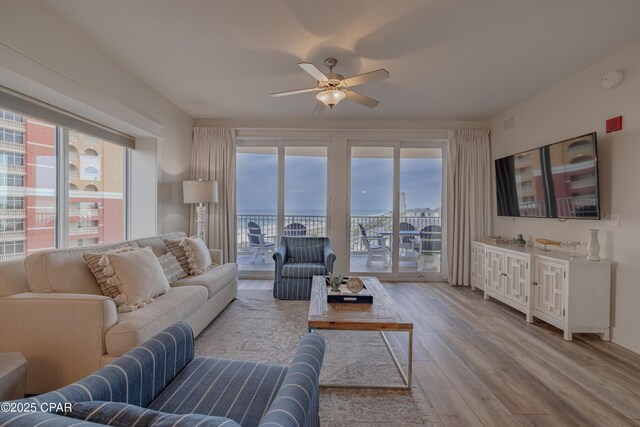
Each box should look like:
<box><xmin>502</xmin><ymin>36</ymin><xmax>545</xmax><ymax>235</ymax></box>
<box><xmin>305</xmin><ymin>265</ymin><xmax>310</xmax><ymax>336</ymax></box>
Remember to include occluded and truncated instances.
<box><xmin>183</xmin><ymin>179</ymin><xmax>218</xmax><ymax>243</ymax></box>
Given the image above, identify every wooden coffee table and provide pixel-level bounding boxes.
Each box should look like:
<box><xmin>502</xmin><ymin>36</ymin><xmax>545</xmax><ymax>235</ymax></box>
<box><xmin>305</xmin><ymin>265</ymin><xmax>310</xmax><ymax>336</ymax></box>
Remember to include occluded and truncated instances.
<box><xmin>308</xmin><ymin>275</ymin><xmax>413</xmax><ymax>389</ymax></box>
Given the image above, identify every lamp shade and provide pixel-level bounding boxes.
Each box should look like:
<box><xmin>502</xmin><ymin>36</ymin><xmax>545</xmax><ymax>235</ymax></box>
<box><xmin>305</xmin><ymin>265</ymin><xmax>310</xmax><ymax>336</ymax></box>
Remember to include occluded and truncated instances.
<box><xmin>316</xmin><ymin>89</ymin><xmax>346</xmax><ymax>108</ymax></box>
<box><xmin>183</xmin><ymin>180</ymin><xmax>218</xmax><ymax>204</ymax></box>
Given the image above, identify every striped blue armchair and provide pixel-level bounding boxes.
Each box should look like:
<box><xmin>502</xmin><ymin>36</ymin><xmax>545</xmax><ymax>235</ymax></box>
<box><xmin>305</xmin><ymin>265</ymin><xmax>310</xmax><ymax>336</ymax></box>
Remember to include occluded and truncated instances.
<box><xmin>273</xmin><ymin>236</ymin><xmax>336</xmax><ymax>300</ymax></box>
<box><xmin>0</xmin><ymin>323</ymin><xmax>325</xmax><ymax>427</ymax></box>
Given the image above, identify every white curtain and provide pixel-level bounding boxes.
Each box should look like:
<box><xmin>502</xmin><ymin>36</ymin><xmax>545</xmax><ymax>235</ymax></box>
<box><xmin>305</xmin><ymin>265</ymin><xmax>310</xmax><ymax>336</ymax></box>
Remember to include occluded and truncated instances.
<box><xmin>190</xmin><ymin>127</ymin><xmax>236</xmax><ymax>263</ymax></box>
<box><xmin>446</xmin><ymin>129</ymin><xmax>492</xmax><ymax>286</ymax></box>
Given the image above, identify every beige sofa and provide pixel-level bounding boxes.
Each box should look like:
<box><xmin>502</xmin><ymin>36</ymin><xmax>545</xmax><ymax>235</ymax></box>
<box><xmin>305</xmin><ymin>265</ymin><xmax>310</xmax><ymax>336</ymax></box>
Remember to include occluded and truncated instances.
<box><xmin>0</xmin><ymin>232</ymin><xmax>238</xmax><ymax>394</ymax></box>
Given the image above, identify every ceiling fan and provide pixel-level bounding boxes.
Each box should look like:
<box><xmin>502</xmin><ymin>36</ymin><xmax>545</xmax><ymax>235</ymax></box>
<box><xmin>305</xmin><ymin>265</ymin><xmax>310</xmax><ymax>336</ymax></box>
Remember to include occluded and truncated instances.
<box><xmin>271</xmin><ymin>58</ymin><xmax>390</xmax><ymax>112</ymax></box>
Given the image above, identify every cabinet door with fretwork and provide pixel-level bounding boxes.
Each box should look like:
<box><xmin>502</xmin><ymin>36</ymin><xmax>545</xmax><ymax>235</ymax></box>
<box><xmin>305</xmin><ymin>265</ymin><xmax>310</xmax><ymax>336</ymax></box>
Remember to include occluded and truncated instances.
<box><xmin>533</xmin><ymin>259</ymin><xmax>566</xmax><ymax>322</ymax></box>
<box><xmin>485</xmin><ymin>248</ymin><xmax>504</xmax><ymax>294</ymax></box>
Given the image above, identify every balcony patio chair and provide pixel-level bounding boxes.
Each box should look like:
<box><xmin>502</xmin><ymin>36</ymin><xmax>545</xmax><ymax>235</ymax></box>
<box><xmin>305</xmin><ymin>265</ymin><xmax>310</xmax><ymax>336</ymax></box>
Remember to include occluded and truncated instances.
<box><xmin>358</xmin><ymin>223</ymin><xmax>389</xmax><ymax>268</ymax></box>
<box><xmin>283</xmin><ymin>222</ymin><xmax>307</xmax><ymax>236</ymax></box>
<box><xmin>399</xmin><ymin>221</ymin><xmax>416</xmax><ymax>257</ymax></box>
<box><xmin>273</xmin><ymin>236</ymin><xmax>335</xmax><ymax>300</ymax></box>
<box><xmin>247</xmin><ymin>221</ymin><xmax>275</xmax><ymax>264</ymax></box>
<box><xmin>414</xmin><ymin>225</ymin><xmax>442</xmax><ymax>271</ymax></box>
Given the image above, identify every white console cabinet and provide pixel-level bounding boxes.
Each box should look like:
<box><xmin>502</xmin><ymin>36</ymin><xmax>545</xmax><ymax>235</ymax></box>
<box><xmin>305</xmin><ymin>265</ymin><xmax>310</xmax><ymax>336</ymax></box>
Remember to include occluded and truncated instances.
<box><xmin>472</xmin><ymin>241</ymin><xmax>612</xmax><ymax>341</ymax></box>
<box><xmin>470</xmin><ymin>242</ymin><xmax>485</xmax><ymax>290</ymax></box>
<box><xmin>481</xmin><ymin>245</ymin><xmax>532</xmax><ymax>322</ymax></box>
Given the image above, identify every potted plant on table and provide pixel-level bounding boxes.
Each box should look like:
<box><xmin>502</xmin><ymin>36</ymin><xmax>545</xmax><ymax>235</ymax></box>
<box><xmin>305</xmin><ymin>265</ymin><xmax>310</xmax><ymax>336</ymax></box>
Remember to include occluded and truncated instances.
<box><xmin>327</xmin><ymin>274</ymin><xmax>343</xmax><ymax>294</ymax></box>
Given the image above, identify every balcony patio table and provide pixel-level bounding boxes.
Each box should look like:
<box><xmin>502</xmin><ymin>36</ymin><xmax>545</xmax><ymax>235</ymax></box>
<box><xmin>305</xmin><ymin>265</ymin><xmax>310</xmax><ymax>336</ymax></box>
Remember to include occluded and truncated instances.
<box><xmin>376</xmin><ymin>229</ymin><xmax>421</xmax><ymax>262</ymax></box>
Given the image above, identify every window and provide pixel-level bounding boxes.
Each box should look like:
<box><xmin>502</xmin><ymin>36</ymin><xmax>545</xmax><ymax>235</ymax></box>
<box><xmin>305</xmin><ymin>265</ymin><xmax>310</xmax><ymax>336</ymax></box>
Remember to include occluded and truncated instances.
<box><xmin>0</xmin><ymin>110</ymin><xmax>23</xmax><ymax>122</ymax></box>
<box><xmin>0</xmin><ymin>218</ymin><xmax>24</xmax><ymax>232</ymax></box>
<box><xmin>235</xmin><ymin>142</ymin><xmax>329</xmax><ymax>274</ymax></box>
<box><xmin>0</xmin><ymin>105</ymin><xmax>129</xmax><ymax>258</ymax></box>
<box><xmin>82</xmin><ymin>166</ymin><xmax>100</xmax><ymax>180</ymax></box>
<box><xmin>349</xmin><ymin>142</ymin><xmax>445</xmax><ymax>277</ymax></box>
<box><xmin>0</xmin><ymin>197</ymin><xmax>24</xmax><ymax>210</ymax></box>
<box><xmin>0</xmin><ymin>174</ymin><xmax>24</xmax><ymax>187</ymax></box>
<box><xmin>76</xmin><ymin>238</ymin><xmax>99</xmax><ymax>247</ymax></box>
<box><xmin>69</xmin><ymin>163</ymin><xmax>79</xmax><ymax>179</ymax></box>
<box><xmin>0</xmin><ymin>129</ymin><xmax>24</xmax><ymax>145</ymax></box>
<box><xmin>0</xmin><ymin>152</ymin><xmax>24</xmax><ymax>166</ymax></box>
<box><xmin>69</xmin><ymin>145</ymin><xmax>79</xmax><ymax>160</ymax></box>
<box><xmin>68</xmin><ymin>130</ymin><xmax>126</xmax><ymax>248</ymax></box>
<box><xmin>0</xmin><ymin>241</ymin><xmax>24</xmax><ymax>255</ymax></box>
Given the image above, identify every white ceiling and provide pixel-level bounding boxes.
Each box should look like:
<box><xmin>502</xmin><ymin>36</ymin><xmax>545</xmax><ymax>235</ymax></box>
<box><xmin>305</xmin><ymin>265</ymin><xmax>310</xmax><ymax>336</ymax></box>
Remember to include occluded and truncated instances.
<box><xmin>42</xmin><ymin>0</ymin><xmax>640</xmax><ymax>120</ymax></box>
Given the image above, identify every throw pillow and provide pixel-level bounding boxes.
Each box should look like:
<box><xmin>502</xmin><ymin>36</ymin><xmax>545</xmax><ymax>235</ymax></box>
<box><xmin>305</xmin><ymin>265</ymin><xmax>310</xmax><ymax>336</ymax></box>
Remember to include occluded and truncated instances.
<box><xmin>102</xmin><ymin>246</ymin><xmax>170</xmax><ymax>313</ymax></box>
<box><xmin>180</xmin><ymin>236</ymin><xmax>217</xmax><ymax>275</ymax></box>
<box><xmin>157</xmin><ymin>252</ymin><xmax>187</xmax><ymax>284</ymax></box>
<box><xmin>64</xmin><ymin>401</ymin><xmax>237</xmax><ymax>427</ymax></box>
<box><xmin>163</xmin><ymin>237</ymin><xmax>191</xmax><ymax>274</ymax></box>
<box><xmin>83</xmin><ymin>244</ymin><xmax>137</xmax><ymax>298</ymax></box>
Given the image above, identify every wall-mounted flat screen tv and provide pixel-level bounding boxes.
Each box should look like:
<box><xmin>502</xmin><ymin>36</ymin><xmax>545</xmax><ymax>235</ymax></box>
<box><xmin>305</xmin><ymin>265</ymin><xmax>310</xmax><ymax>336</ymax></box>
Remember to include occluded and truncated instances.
<box><xmin>496</xmin><ymin>132</ymin><xmax>600</xmax><ymax>219</ymax></box>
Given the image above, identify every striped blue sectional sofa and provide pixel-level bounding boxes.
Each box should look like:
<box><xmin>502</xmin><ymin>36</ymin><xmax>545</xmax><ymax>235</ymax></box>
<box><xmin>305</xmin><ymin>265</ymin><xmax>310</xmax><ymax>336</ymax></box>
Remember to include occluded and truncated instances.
<box><xmin>273</xmin><ymin>237</ymin><xmax>335</xmax><ymax>300</ymax></box>
<box><xmin>0</xmin><ymin>323</ymin><xmax>325</xmax><ymax>427</ymax></box>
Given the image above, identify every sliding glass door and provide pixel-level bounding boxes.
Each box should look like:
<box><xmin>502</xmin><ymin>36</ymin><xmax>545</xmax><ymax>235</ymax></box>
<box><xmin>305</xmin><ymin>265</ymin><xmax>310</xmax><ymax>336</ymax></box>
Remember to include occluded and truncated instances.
<box><xmin>399</xmin><ymin>148</ymin><xmax>443</xmax><ymax>274</ymax></box>
<box><xmin>284</xmin><ymin>147</ymin><xmax>328</xmax><ymax>238</ymax></box>
<box><xmin>236</xmin><ymin>146</ymin><xmax>278</xmax><ymax>273</ymax></box>
<box><xmin>350</xmin><ymin>147</ymin><xmax>394</xmax><ymax>273</ymax></box>
<box><xmin>349</xmin><ymin>141</ymin><xmax>445</xmax><ymax>278</ymax></box>
<box><xmin>236</xmin><ymin>141</ymin><xmax>328</xmax><ymax>276</ymax></box>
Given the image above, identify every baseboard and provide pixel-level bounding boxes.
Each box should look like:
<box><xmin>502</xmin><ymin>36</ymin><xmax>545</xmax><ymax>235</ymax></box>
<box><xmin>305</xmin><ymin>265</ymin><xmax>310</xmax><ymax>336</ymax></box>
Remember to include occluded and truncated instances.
<box><xmin>612</xmin><ymin>327</ymin><xmax>640</xmax><ymax>354</ymax></box>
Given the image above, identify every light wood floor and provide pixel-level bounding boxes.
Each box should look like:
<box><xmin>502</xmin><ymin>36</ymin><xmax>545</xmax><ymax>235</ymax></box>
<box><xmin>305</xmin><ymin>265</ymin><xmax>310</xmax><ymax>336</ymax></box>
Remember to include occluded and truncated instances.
<box><xmin>236</xmin><ymin>254</ymin><xmax>440</xmax><ymax>274</ymax></box>
<box><xmin>239</xmin><ymin>279</ymin><xmax>640</xmax><ymax>426</ymax></box>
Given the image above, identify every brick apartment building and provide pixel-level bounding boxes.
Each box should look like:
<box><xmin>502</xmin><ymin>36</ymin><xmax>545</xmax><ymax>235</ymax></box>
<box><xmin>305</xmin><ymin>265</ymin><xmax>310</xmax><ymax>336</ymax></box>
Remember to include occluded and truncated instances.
<box><xmin>0</xmin><ymin>108</ymin><xmax>125</xmax><ymax>261</ymax></box>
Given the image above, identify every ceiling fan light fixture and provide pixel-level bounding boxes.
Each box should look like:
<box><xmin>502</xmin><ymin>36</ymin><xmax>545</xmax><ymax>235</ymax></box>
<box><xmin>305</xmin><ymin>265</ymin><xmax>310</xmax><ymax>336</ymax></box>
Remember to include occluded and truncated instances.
<box><xmin>316</xmin><ymin>88</ymin><xmax>346</xmax><ymax>108</ymax></box>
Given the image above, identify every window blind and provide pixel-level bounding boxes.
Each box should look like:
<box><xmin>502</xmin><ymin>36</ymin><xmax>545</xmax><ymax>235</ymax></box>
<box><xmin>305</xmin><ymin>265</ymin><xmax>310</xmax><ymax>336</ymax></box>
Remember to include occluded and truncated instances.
<box><xmin>0</xmin><ymin>85</ymin><xmax>135</xmax><ymax>149</ymax></box>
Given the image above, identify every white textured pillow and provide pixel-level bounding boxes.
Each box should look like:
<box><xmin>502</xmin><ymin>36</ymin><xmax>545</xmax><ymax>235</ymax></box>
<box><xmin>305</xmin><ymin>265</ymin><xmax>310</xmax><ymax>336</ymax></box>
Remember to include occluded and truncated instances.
<box><xmin>157</xmin><ymin>252</ymin><xmax>187</xmax><ymax>284</ymax></box>
<box><xmin>84</xmin><ymin>245</ymin><xmax>136</xmax><ymax>298</ymax></box>
<box><xmin>180</xmin><ymin>237</ymin><xmax>216</xmax><ymax>275</ymax></box>
<box><xmin>102</xmin><ymin>246</ymin><xmax>170</xmax><ymax>312</ymax></box>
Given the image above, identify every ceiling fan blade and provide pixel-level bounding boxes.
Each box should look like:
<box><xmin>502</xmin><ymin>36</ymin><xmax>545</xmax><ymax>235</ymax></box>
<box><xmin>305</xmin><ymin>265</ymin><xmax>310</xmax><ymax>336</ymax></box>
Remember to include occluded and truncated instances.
<box><xmin>298</xmin><ymin>62</ymin><xmax>329</xmax><ymax>82</ymax></box>
<box><xmin>342</xmin><ymin>69</ymin><xmax>390</xmax><ymax>87</ymax></box>
<box><xmin>345</xmin><ymin>90</ymin><xmax>379</xmax><ymax>108</ymax></box>
<box><xmin>270</xmin><ymin>87</ymin><xmax>321</xmax><ymax>97</ymax></box>
<box><xmin>312</xmin><ymin>100</ymin><xmax>326</xmax><ymax>114</ymax></box>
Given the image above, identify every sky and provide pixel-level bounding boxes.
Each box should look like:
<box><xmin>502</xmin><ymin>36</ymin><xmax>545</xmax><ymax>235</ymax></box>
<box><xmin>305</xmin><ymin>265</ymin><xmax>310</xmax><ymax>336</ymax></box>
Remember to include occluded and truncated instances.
<box><xmin>237</xmin><ymin>153</ymin><xmax>442</xmax><ymax>215</ymax></box>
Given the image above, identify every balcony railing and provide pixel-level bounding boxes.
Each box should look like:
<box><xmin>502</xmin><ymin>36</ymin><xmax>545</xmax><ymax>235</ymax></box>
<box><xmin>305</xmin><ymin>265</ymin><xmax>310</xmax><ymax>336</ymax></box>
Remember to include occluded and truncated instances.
<box><xmin>519</xmin><ymin>201</ymin><xmax>546</xmax><ymax>217</ymax></box>
<box><xmin>69</xmin><ymin>208</ymin><xmax>99</xmax><ymax>217</ymax></box>
<box><xmin>0</xmin><ymin>209</ymin><xmax>26</xmax><ymax>218</ymax></box>
<box><xmin>237</xmin><ymin>215</ymin><xmax>327</xmax><ymax>253</ymax></box>
<box><xmin>69</xmin><ymin>226</ymin><xmax>99</xmax><ymax>235</ymax></box>
<box><xmin>81</xmin><ymin>172</ymin><xmax>101</xmax><ymax>181</ymax></box>
<box><xmin>0</xmin><ymin>164</ymin><xmax>26</xmax><ymax>175</ymax></box>
<box><xmin>350</xmin><ymin>216</ymin><xmax>442</xmax><ymax>253</ymax></box>
<box><xmin>0</xmin><ymin>117</ymin><xmax>25</xmax><ymax>131</ymax></box>
<box><xmin>0</xmin><ymin>141</ymin><xmax>25</xmax><ymax>153</ymax></box>
<box><xmin>570</xmin><ymin>176</ymin><xmax>596</xmax><ymax>189</ymax></box>
<box><xmin>556</xmin><ymin>195</ymin><xmax>598</xmax><ymax>217</ymax></box>
<box><xmin>0</xmin><ymin>253</ymin><xmax>23</xmax><ymax>262</ymax></box>
<box><xmin>236</xmin><ymin>214</ymin><xmax>442</xmax><ymax>255</ymax></box>
<box><xmin>568</xmin><ymin>144</ymin><xmax>593</xmax><ymax>154</ymax></box>
<box><xmin>0</xmin><ymin>230</ymin><xmax>26</xmax><ymax>242</ymax></box>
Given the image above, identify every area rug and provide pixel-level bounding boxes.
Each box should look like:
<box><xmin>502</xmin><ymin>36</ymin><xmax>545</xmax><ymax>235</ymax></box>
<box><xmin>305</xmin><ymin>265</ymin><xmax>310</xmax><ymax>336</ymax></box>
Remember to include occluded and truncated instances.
<box><xmin>195</xmin><ymin>289</ymin><xmax>440</xmax><ymax>426</ymax></box>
